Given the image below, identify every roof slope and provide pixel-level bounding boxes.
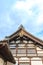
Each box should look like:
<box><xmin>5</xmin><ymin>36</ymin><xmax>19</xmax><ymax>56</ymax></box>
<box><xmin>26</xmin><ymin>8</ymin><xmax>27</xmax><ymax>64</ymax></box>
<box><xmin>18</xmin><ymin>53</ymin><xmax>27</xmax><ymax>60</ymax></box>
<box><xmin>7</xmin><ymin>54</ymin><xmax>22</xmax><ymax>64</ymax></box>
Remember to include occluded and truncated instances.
<box><xmin>0</xmin><ymin>41</ymin><xmax>16</xmax><ymax>64</ymax></box>
<box><xmin>5</xmin><ymin>25</ymin><xmax>43</xmax><ymax>47</ymax></box>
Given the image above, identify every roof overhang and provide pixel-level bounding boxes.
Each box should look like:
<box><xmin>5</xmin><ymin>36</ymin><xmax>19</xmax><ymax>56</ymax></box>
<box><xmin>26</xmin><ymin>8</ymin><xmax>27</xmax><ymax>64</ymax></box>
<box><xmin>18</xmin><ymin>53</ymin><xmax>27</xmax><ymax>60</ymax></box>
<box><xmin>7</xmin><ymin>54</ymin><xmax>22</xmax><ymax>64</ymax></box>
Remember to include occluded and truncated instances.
<box><xmin>0</xmin><ymin>41</ymin><xmax>16</xmax><ymax>64</ymax></box>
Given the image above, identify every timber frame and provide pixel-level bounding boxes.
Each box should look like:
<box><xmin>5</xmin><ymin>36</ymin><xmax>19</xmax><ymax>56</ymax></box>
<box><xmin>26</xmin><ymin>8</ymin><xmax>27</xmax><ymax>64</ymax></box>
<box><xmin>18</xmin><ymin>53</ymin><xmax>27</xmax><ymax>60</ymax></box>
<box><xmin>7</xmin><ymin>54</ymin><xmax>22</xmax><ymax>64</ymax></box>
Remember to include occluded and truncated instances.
<box><xmin>0</xmin><ymin>25</ymin><xmax>43</xmax><ymax>65</ymax></box>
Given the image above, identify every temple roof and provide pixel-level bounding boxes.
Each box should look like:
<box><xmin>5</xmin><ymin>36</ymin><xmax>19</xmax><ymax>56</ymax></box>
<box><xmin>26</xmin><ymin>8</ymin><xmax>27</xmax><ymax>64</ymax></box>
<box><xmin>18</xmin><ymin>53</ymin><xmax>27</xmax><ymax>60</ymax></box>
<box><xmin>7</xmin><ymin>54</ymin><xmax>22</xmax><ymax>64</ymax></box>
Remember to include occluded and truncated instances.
<box><xmin>5</xmin><ymin>25</ymin><xmax>43</xmax><ymax>46</ymax></box>
<box><xmin>0</xmin><ymin>41</ymin><xmax>16</xmax><ymax>64</ymax></box>
<box><xmin>18</xmin><ymin>24</ymin><xmax>25</xmax><ymax>29</ymax></box>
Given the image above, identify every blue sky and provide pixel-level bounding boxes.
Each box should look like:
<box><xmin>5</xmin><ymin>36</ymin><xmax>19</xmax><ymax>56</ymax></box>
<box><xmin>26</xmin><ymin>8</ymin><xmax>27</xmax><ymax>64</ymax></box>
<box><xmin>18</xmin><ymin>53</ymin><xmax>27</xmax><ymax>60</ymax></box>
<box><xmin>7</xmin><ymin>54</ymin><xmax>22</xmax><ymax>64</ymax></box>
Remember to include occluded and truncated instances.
<box><xmin>0</xmin><ymin>0</ymin><xmax>43</xmax><ymax>40</ymax></box>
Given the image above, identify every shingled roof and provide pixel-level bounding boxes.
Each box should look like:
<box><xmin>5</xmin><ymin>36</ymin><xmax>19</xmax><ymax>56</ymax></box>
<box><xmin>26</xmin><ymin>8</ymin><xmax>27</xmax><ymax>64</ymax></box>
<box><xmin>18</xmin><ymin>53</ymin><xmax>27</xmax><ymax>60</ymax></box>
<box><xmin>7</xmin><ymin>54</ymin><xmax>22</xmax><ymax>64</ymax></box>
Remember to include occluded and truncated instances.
<box><xmin>5</xmin><ymin>25</ymin><xmax>43</xmax><ymax>47</ymax></box>
<box><xmin>0</xmin><ymin>40</ymin><xmax>16</xmax><ymax>64</ymax></box>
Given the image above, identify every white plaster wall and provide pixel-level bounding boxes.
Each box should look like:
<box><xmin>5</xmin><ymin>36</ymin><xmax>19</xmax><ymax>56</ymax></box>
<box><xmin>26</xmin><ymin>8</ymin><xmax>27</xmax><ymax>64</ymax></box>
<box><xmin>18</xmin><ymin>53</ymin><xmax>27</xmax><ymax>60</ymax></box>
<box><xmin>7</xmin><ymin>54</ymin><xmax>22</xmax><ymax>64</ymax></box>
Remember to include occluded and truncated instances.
<box><xmin>7</xmin><ymin>61</ymin><xmax>15</xmax><ymax>65</ymax></box>
<box><xmin>31</xmin><ymin>61</ymin><xmax>42</xmax><ymax>65</ymax></box>
<box><xmin>0</xmin><ymin>58</ymin><xmax>4</xmax><ymax>65</ymax></box>
<box><xmin>31</xmin><ymin>57</ymin><xmax>43</xmax><ymax>65</ymax></box>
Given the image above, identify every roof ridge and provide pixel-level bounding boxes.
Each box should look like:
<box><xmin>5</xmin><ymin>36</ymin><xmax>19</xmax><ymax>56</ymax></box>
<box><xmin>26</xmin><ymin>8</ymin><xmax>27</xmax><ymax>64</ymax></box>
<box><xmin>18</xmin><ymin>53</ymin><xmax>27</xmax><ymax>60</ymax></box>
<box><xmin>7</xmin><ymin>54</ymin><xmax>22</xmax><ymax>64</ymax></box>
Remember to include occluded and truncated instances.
<box><xmin>18</xmin><ymin>24</ymin><xmax>25</xmax><ymax>30</ymax></box>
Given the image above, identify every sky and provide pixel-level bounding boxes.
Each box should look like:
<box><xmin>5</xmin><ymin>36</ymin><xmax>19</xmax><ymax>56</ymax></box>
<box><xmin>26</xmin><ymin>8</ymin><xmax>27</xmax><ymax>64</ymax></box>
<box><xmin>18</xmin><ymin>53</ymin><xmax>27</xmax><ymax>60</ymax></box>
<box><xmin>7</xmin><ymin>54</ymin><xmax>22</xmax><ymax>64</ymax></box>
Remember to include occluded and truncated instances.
<box><xmin>0</xmin><ymin>0</ymin><xmax>43</xmax><ymax>40</ymax></box>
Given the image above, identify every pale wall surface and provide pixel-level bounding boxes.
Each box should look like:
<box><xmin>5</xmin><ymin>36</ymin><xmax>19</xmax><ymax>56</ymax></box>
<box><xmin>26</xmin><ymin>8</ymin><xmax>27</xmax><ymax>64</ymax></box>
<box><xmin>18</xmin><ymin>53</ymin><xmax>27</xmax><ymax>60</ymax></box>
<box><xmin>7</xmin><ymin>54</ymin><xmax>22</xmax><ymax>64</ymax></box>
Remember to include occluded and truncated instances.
<box><xmin>7</xmin><ymin>61</ymin><xmax>15</xmax><ymax>65</ymax></box>
<box><xmin>0</xmin><ymin>58</ymin><xmax>4</xmax><ymax>65</ymax></box>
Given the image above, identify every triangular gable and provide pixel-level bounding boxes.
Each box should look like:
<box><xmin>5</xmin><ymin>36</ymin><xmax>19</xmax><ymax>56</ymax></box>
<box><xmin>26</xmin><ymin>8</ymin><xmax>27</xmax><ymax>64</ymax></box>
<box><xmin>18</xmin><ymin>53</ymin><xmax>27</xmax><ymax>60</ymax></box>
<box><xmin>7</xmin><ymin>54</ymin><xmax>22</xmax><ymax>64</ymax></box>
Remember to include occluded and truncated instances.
<box><xmin>5</xmin><ymin>25</ymin><xmax>43</xmax><ymax>47</ymax></box>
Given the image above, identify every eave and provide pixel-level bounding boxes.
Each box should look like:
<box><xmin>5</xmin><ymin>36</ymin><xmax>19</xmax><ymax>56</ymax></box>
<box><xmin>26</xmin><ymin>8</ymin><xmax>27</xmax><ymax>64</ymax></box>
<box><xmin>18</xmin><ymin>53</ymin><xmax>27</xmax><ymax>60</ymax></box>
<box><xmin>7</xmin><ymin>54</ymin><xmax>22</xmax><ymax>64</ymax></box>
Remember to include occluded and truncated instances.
<box><xmin>0</xmin><ymin>42</ymin><xmax>16</xmax><ymax>64</ymax></box>
<box><xmin>5</xmin><ymin>25</ymin><xmax>43</xmax><ymax>47</ymax></box>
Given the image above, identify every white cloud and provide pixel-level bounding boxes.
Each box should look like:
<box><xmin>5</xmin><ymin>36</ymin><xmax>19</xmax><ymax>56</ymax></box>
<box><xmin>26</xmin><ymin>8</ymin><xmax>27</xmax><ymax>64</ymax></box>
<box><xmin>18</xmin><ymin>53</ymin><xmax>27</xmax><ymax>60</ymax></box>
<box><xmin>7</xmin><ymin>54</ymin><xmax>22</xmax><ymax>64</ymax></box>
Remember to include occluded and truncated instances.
<box><xmin>11</xmin><ymin>0</ymin><xmax>43</xmax><ymax>26</ymax></box>
<box><xmin>11</xmin><ymin>0</ymin><xmax>35</xmax><ymax>16</ymax></box>
<box><xmin>10</xmin><ymin>0</ymin><xmax>43</xmax><ymax>34</ymax></box>
<box><xmin>37</xmin><ymin>13</ymin><xmax>43</xmax><ymax>25</ymax></box>
<box><xmin>0</xmin><ymin>0</ymin><xmax>43</xmax><ymax>39</ymax></box>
